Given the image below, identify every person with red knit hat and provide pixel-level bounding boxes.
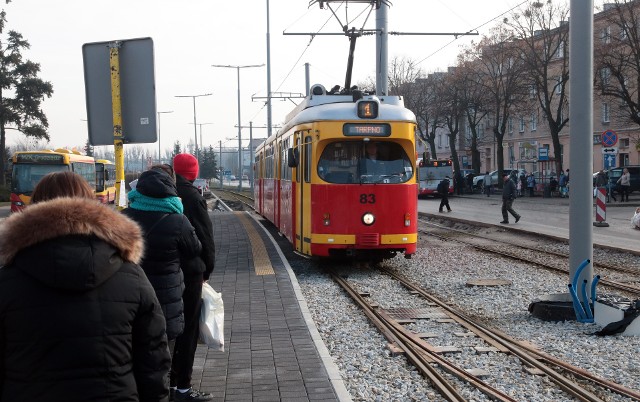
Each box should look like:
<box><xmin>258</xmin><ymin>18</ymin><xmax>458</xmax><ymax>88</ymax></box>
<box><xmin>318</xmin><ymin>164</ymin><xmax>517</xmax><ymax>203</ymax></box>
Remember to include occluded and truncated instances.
<box><xmin>170</xmin><ymin>153</ymin><xmax>216</xmax><ymax>401</ymax></box>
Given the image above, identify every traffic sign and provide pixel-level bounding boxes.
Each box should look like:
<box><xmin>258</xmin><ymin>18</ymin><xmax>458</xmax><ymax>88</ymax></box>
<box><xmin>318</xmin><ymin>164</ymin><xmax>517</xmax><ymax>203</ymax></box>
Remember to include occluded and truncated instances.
<box><xmin>602</xmin><ymin>147</ymin><xmax>618</xmax><ymax>154</ymax></box>
<box><xmin>601</xmin><ymin>130</ymin><xmax>618</xmax><ymax>147</ymax></box>
<box><xmin>538</xmin><ymin>147</ymin><xmax>549</xmax><ymax>161</ymax></box>
<box><xmin>83</xmin><ymin>38</ymin><xmax>157</xmax><ymax>145</ymax></box>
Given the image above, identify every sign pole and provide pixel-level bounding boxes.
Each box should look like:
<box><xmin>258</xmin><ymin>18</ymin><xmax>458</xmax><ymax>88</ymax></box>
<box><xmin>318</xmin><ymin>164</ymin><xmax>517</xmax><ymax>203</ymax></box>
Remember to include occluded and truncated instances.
<box><xmin>109</xmin><ymin>41</ymin><xmax>126</xmax><ymax>210</ymax></box>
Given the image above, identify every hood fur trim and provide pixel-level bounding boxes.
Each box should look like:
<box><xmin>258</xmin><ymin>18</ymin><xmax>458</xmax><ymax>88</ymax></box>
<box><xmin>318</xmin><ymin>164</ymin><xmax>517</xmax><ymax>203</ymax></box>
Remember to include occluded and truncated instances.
<box><xmin>0</xmin><ymin>198</ymin><xmax>144</xmax><ymax>265</ymax></box>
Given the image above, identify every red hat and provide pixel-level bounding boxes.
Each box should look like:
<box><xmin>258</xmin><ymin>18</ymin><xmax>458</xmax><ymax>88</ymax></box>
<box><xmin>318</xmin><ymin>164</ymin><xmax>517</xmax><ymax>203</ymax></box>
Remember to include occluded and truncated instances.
<box><xmin>173</xmin><ymin>153</ymin><xmax>199</xmax><ymax>181</ymax></box>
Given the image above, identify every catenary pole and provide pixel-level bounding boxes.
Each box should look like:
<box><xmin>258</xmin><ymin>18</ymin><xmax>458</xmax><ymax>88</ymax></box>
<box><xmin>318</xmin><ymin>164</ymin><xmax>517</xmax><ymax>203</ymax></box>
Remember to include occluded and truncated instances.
<box><xmin>569</xmin><ymin>0</ymin><xmax>594</xmax><ymax>294</ymax></box>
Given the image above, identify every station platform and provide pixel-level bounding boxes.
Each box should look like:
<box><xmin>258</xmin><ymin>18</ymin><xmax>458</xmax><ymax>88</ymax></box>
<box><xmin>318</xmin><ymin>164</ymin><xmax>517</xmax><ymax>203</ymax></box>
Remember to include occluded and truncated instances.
<box><xmin>191</xmin><ymin>210</ymin><xmax>350</xmax><ymax>402</ymax></box>
<box><xmin>418</xmin><ymin>191</ymin><xmax>640</xmax><ymax>253</ymax></box>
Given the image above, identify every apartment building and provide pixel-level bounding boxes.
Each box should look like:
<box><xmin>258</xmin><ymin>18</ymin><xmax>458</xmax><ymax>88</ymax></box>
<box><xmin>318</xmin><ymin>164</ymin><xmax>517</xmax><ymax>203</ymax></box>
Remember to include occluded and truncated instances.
<box><xmin>456</xmin><ymin>2</ymin><xmax>639</xmax><ymax>176</ymax></box>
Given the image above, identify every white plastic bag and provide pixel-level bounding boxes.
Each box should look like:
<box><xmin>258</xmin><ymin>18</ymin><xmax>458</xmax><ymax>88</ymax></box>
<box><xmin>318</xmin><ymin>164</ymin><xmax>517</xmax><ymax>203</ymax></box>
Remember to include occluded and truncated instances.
<box><xmin>632</xmin><ymin>207</ymin><xmax>640</xmax><ymax>230</ymax></box>
<box><xmin>200</xmin><ymin>282</ymin><xmax>224</xmax><ymax>351</ymax></box>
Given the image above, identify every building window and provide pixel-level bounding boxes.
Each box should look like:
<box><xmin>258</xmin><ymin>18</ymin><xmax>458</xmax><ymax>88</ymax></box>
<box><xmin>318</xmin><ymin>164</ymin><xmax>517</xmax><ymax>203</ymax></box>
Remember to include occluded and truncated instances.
<box><xmin>602</xmin><ymin>102</ymin><xmax>610</xmax><ymax>123</ymax></box>
<box><xmin>556</xmin><ymin>41</ymin><xmax>565</xmax><ymax>58</ymax></box>
<box><xmin>508</xmin><ymin>118</ymin><xmax>513</xmax><ymax>135</ymax></box>
<box><xmin>601</xmin><ymin>67</ymin><xmax>610</xmax><ymax>86</ymax></box>
<box><xmin>519</xmin><ymin>116</ymin><xmax>525</xmax><ymax>133</ymax></box>
<box><xmin>621</xmin><ymin>24</ymin><xmax>628</xmax><ymax>40</ymax></box>
<box><xmin>593</xmin><ymin>134</ymin><xmax>601</xmax><ymax>145</ymax></box>
<box><xmin>529</xmin><ymin>84</ymin><xmax>537</xmax><ymax>99</ymax></box>
<box><xmin>620</xmin><ymin>138</ymin><xmax>629</xmax><ymax>148</ymax></box>
<box><xmin>531</xmin><ymin>113</ymin><xmax>537</xmax><ymax>131</ymax></box>
<box><xmin>555</xmin><ymin>76</ymin><xmax>562</xmax><ymax>94</ymax></box>
<box><xmin>602</xmin><ymin>25</ymin><xmax>611</xmax><ymax>44</ymax></box>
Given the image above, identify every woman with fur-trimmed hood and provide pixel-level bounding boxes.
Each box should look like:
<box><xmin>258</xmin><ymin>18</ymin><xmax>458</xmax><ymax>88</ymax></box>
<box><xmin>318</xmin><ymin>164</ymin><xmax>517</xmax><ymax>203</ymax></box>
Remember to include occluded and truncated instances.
<box><xmin>0</xmin><ymin>172</ymin><xmax>171</xmax><ymax>402</ymax></box>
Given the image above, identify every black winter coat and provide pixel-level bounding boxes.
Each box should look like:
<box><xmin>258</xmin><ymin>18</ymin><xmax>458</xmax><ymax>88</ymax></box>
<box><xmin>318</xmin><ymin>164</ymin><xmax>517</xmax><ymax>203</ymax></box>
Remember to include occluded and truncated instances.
<box><xmin>122</xmin><ymin>170</ymin><xmax>202</xmax><ymax>339</ymax></box>
<box><xmin>176</xmin><ymin>174</ymin><xmax>216</xmax><ymax>281</ymax></box>
<box><xmin>0</xmin><ymin>197</ymin><xmax>171</xmax><ymax>402</ymax></box>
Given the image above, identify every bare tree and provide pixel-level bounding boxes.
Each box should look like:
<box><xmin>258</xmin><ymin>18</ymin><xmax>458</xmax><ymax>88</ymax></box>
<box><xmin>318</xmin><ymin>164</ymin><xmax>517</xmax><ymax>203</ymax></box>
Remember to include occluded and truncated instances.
<box><xmin>439</xmin><ymin>68</ymin><xmax>466</xmax><ymax>175</ymax></box>
<box><xmin>594</xmin><ymin>0</ymin><xmax>640</xmax><ymax>149</ymax></box>
<box><xmin>508</xmin><ymin>0</ymin><xmax>570</xmax><ymax>174</ymax></box>
<box><xmin>475</xmin><ymin>25</ymin><xmax>529</xmax><ymax>186</ymax></box>
<box><xmin>403</xmin><ymin>74</ymin><xmax>448</xmax><ymax>160</ymax></box>
<box><xmin>457</xmin><ymin>48</ymin><xmax>491</xmax><ymax>173</ymax></box>
<box><xmin>387</xmin><ymin>56</ymin><xmax>424</xmax><ymax>96</ymax></box>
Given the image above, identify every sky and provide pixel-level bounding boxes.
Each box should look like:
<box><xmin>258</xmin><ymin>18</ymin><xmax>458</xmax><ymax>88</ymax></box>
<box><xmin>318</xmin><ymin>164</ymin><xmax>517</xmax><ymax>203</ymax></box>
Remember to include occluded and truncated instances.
<box><xmin>4</xmin><ymin>0</ymin><xmax>603</xmax><ymax>157</ymax></box>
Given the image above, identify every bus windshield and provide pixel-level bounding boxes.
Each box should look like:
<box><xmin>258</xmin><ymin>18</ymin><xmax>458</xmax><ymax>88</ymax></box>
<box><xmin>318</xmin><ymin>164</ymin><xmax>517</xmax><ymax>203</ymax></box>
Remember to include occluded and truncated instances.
<box><xmin>318</xmin><ymin>141</ymin><xmax>413</xmax><ymax>184</ymax></box>
<box><xmin>12</xmin><ymin>164</ymin><xmax>68</xmax><ymax>194</ymax></box>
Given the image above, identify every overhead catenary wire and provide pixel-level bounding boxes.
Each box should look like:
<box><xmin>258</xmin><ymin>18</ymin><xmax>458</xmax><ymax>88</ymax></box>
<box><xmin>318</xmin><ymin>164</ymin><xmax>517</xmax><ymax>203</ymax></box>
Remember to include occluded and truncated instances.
<box><xmin>415</xmin><ymin>0</ymin><xmax>530</xmax><ymax>66</ymax></box>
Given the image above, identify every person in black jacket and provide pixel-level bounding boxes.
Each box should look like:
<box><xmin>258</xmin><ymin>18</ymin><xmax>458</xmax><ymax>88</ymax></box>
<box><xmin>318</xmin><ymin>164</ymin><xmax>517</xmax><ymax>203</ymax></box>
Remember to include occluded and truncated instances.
<box><xmin>500</xmin><ymin>173</ymin><xmax>521</xmax><ymax>224</ymax></box>
<box><xmin>437</xmin><ymin>176</ymin><xmax>452</xmax><ymax>213</ymax></box>
<box><xmin>171</xmin><ymin>153</ymin><xmax>216</xmax><ymax>401</ymax></box>
<box><xmin>0</xmin><ymin>171</ymin><xmax>171</xmax><ymax>402</ymax></box>
<box><xmin>122</xmin><ymin>168</ymin><xmax>202</xmax><ymax>344</ymax></box>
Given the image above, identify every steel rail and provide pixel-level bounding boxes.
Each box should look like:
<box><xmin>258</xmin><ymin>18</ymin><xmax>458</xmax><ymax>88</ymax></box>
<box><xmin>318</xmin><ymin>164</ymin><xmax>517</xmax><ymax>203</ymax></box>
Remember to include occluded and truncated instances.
<box><xmin>421</xmin><ymin>220</ymin><xmax>640</xmax><ymax>296</ymax></box>
<box><xmin>329</xmin><ymin>270</ymin><xmax>519</xmax><ymax>402</ymax></box>
<box><xmin>422</xmin><ymin>219</ymin><xmax>640</xmax><ymax>276</ymax></box>
<box><xmin>383</xmin><ymin>269</ymin><xmax>621</xmax><ymax>402</ymax></box>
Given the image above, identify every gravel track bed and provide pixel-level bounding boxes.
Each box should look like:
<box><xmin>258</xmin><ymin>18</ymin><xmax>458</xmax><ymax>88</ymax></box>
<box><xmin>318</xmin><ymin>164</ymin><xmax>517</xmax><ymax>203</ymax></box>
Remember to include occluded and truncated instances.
<box><xmin>289</xmin><ymin>237</ymin><xmax>640</xmax><ymax>401</ymax></box>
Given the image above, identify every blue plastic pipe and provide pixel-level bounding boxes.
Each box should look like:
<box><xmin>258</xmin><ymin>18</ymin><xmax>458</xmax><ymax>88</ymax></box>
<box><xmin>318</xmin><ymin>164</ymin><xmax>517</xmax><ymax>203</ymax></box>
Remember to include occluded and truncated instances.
<box><xmin>581</xmin><ymin>279</ymin><xmax>593</xmax><ymax>321</ymax></box>
<box><xmin>572</xmin><ymin>258</ymin><xmax>591</xmax><ymax>291</ymax></box>
<box><xmin>568</xmin><ymin>283</ymin><xmax>586</xmax><ymax>321</ymax></box>
<box><xmin>590</xmin><ymin>275</ymin><xmax>601</xmax><ymax>304</ymax></box>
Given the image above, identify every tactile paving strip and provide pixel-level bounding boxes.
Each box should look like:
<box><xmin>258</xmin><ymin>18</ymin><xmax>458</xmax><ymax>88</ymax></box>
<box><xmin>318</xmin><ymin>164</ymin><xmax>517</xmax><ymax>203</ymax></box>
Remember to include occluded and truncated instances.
<box><xmin>235</xmin><ymin>212</ymin><xmax>275</xmax><ymax>275</ymax></box>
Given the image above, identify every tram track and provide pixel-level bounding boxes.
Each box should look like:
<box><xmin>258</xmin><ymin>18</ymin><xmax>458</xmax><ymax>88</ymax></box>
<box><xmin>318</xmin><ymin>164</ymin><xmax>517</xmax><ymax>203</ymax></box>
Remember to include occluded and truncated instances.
<box><xmin>327</xmin><ymin>265</ymin><xmax>640</xmax><ymax>401</ymax></box>
<box><xmin>419</xmin><ymin>218</ymin><xmax>640</xmax><ymax>297</ymax></box>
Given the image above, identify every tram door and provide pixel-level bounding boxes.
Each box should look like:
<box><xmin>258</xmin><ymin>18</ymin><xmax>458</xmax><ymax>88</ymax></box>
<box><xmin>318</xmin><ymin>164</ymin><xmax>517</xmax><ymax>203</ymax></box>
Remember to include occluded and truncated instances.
<box><xmin>294</xmin><ymin>133</ymin><xmax>313</xmax><ymax>255</ymax></box>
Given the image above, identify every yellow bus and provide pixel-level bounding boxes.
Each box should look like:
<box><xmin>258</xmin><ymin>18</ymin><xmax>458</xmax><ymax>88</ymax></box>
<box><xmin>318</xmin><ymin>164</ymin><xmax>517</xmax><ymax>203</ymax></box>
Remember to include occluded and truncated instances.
<box><xmin>95</xmin><ymin>159</ymin><xmax>116</xmax><ymax>204</ymax></box>
<box><xmin>10</xmin><ymin>149</ymin><xmax>96</xmax><ymax>212</ymax></box>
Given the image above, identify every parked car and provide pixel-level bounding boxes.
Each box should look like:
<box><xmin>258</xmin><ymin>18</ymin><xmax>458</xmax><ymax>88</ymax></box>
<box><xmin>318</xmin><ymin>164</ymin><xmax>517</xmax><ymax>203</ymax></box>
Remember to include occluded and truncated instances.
<box><xmin>608</xmin><ymin>165</ymin><xmax>640</xmax><ymax>193</ymax></box>
<box><xmin>193</xmin><ymin>178</ymin><xmax>212</xmax><ymax>198</ymax></box>
<box><xmin>473</xmin><ymin>169</ymin><xmax>526</xmax><ymax>189</ymax></box>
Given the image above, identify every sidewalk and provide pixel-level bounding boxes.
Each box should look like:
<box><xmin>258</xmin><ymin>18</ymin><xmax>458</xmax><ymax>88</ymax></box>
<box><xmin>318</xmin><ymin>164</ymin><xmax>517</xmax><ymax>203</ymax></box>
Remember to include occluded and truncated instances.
<box><xmin>418</xmin><ymin>192</ymin><xmax>640</xmax><ymax>253</ymax></box>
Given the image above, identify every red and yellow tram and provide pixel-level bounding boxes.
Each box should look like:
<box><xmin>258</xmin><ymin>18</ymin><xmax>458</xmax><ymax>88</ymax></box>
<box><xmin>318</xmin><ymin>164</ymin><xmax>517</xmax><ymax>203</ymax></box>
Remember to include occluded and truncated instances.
<box><xmin>254</xmin><ymin>84</ymin><xmax>418</xmax><ymax>261</ymax></box>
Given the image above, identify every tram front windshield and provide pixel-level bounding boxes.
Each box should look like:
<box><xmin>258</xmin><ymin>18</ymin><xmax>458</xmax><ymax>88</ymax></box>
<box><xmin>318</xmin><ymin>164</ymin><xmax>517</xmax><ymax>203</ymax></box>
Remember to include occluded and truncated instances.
<box><xmin>318</xmin><ymin>141</ymin><xmax>413</xmax><ymax>184</ymax></box>
<box><xmin>12</xmin><ymin>164</ymin><xmax>68</xmax><ymax>194</ymax></box>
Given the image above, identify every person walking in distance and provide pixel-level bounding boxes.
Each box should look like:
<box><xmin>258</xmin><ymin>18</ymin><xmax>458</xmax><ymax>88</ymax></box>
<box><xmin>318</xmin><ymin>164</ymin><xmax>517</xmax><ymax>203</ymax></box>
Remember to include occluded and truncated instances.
<box><xmin>500</xmin><ymin>173</ymin><xmax>521</xmax><ymax>224</ymax></box>
<box><xmin>122</xmin><ymin>167</ymin><xmax>203</xmax><ymax>358</ymax></box>
<box><xmin>617</xmin><ymin>167</ymin><xmax>631</xmax><ymax>202</ymax></box>
<box><xmin>171</xmin><ymin>153</ymin><xmax>216</xmax><ymax>402</ymax></box>
<box><xmin>483</xmin><ymin>171</ymin><xmax>492</xmax><ymax>196</ymax></box>
<box><xmin>438</xmin><ymin>176</ymin><xmax>452</xmax><ymax>212</ymax></box>
<box><xmin>0</xmin><ymin>172</ymin><xmax>171</xmax><ymax>402</ymax></box>
<box><xmin>527</xmin><ymin>173</ymin><xmax>536</xmax><ymax>197</ymax></box>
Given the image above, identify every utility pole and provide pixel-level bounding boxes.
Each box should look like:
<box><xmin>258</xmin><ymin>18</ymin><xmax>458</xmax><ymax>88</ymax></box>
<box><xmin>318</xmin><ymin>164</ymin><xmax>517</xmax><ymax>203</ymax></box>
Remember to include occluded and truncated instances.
<box><xmin>212</xmin><ymin>64</ymin><xmax>264</xmax><ymax>191</ymax></box>
<box><xmin>292</xmin><ymin>1</ymin><xmax>477</xmax><ymax>95</ymax></box>
<box><xmin>175</xmin><ymin>93</ymin><xmax>212</xmax><ymax>163</ymax></box>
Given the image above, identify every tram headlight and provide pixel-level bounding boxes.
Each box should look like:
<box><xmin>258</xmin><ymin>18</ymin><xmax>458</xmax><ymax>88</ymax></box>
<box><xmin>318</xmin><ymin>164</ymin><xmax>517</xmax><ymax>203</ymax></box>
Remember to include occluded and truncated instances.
<box><xmin>404</xmin><ymin>213</ymin><xmax>411</xmax><ymax>227</ymax></box>
<box><xmin>362</xmin><ymin>212</ymin><xmax>375</xmax><ymax>226</ymax></box>
<box><xmin>323</xmin><ymin>213</ymin><xmax>330</xmax><ymax>226</ymax></box>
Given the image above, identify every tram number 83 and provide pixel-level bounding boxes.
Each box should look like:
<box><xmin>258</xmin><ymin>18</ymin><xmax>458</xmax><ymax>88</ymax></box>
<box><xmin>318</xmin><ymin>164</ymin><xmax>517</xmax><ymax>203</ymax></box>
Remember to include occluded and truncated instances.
<box><xmin>360</xmin><ymin>193</ymin><xmax>376</xmax><ymax>204</ymax></box>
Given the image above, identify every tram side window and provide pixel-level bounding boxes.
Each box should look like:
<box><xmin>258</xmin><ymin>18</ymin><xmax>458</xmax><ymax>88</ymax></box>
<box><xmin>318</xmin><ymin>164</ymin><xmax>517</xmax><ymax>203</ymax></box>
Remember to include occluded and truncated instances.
<box><xmin>281</xmin><ymin>139</ymin><xmax>291</xmax><ymax>181</ymax></box>
<box><xmin>304</xmin><ymin>137</ymin><xmax>312</xmax><ymax>183</ymax></box>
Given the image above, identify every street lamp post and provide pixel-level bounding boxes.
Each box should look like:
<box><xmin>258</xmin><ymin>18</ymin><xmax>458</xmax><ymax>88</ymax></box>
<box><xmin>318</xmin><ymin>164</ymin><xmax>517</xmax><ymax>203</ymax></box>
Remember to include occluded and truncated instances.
<box><xmin>189</xmin><ymin>122</ymin><xmax>214</xmax><ymax>157</ymax></box>
<box><xmin>157</xmin><ymin>111</ymin><xmax>173</xmax><ymax>164</ymax></box>
<box><xmin>212</xmin><ymin>63</ymin><xmax>264</xmax><ymax>190</ymax></box>
<box><xmin>175</xmin><ymin>93</ymin><xmax>212</xmax><ymax>162</ymax></box>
